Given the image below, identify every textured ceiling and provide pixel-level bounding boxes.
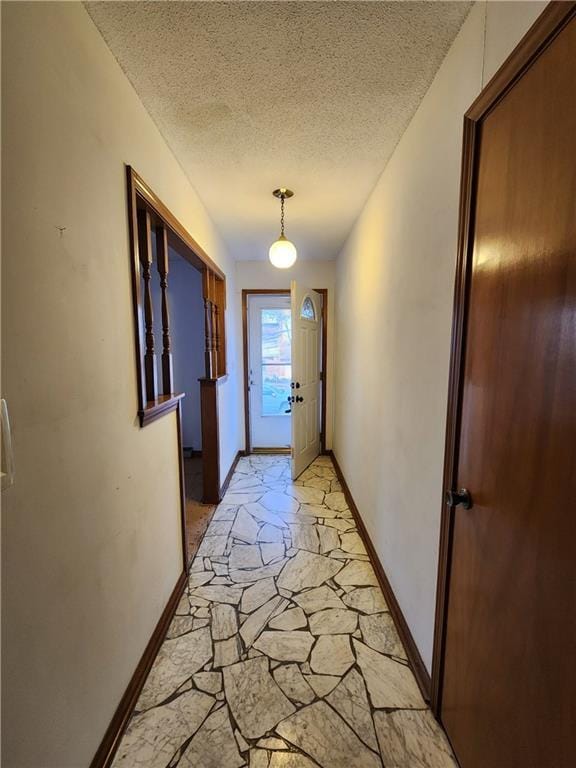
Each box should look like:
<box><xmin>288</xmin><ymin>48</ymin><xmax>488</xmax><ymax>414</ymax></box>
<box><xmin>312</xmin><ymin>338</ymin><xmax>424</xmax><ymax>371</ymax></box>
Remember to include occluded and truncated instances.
<box><xmin>86</xmin><ymin>1</ymin><xmax>471</xmax><ymax>261</ymax></box>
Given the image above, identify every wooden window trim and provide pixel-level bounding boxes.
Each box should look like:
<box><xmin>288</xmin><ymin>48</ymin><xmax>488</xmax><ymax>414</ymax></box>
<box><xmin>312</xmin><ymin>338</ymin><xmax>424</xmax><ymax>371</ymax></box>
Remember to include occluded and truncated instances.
<box><xmin>126</xmin><ymin>166</ymin><xmax>227</xmax><ymax>427</ymax></box>
<box><xmin>139</xmin><ymin>393</ymin><xmax>185</xmax><ymax>427</ymax></box>
<box><xmin>129</xmin><ymin>169</ymin><xmax>225</xmax><ymax>280</ymax></box>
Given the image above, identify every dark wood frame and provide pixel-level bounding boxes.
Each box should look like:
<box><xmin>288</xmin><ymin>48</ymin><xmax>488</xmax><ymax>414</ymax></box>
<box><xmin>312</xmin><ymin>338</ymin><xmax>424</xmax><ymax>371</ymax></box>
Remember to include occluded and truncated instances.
<box><xmin>430</xmin><ymin>1</ymin><xmax>576</xmax><ymax>716</ymax></box>
<box><xmin>241</xmin><ymin>288</ymin><xmax>328</xmax><ymax>455</ymax></box>
<box><xmin>126</xmin><ymin>166</ymin><xmax>227</xmax><ymax>425</ymax></box>
<box><xmin>126</xmin><ymin>166</ymin><xmax>226</xmax><ymax>504</ymax></box>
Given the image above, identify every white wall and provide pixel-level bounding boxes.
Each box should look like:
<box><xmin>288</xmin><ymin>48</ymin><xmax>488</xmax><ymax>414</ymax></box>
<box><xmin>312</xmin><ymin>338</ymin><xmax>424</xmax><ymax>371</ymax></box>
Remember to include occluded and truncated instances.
<box><xmin>333</xmin><ymin>0</ymin><xmax>546</xmax><ymax>673</ymax></box>
<box><xmin>1</xmin><ymin>3</ymin><xmax>241</xmax><ymax>766</ymax></box>
<box><xmin>235</xmin><ymin>260</ymin><xmax>336</xmax><ymax>449</ymax></box>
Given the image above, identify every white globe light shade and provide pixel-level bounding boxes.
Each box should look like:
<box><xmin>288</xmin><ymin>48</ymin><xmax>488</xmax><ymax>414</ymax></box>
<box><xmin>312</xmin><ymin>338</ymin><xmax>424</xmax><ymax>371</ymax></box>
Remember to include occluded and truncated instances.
<box><xmin>269</xmin><ymin>235</ymin><xmax>297</xmax><ymax>269</ymax></box>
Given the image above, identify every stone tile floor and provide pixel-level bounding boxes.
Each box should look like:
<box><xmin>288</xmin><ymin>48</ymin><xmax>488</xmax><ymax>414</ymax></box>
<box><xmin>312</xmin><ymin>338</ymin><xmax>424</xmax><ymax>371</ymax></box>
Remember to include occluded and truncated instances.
<box><xmin>112</xmin><ymin>455</ymin><xmax>457</xmax><ymax>768</ymax></box>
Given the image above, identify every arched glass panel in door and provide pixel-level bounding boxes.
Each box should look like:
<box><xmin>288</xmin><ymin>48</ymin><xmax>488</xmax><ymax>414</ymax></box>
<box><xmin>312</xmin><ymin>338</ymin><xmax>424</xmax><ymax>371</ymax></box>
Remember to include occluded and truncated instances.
<box><xmin>300</xmin><ymin>296</ymin><xmax>316</xmax><ymax>320</ymax></box>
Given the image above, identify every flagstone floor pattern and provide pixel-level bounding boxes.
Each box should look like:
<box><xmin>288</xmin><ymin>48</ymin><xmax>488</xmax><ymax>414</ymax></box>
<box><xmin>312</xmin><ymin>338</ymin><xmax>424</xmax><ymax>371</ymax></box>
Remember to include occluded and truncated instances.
<box><xmin>112</xmin><ymin>455</ymin><xmax>457</xmax><ymax>768</ymax></box>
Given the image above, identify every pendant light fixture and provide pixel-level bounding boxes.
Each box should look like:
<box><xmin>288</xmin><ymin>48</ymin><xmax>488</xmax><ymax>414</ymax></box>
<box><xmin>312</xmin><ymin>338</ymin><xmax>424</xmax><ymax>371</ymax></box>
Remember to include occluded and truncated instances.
<box><xmin>269</xmin><ymin>188</ymin><xmax>297</xmax><ymax>269</ymax></box>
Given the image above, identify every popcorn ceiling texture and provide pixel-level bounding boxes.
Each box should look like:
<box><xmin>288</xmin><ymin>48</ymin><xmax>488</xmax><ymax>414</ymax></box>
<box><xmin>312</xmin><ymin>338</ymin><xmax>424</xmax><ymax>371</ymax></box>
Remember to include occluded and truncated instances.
<box><xmin>85</xmin><ymin>1</ymin><xmax>471</xmax><ymax>260</ymax></box>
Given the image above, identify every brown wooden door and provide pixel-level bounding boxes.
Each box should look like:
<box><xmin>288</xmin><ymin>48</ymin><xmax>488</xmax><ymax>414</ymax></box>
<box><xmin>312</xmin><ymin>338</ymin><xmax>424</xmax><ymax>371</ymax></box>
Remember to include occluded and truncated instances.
<box><xmin>439</xmin><ymin>10</ymin><xmax>576</xmax><ymax>768</ymax></box>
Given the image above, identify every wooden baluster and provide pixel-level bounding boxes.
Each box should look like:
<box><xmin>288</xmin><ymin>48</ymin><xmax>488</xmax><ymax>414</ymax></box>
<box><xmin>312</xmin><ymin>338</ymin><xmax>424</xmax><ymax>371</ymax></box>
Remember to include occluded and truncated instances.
<box><xmin>210</xmin><ymin>292</ymin><xmax>218</xmax><ymax>377</ymax></box>
<box><xmin>215</xmin><ymin>276</ymin><xmax>227</xmax><ymax>375</ymax></box>
<box><xmin>203</xmin><ymin>269</ymin><xmax>213</xmax><ymax>378</ymax></box>
<box><xmin>205</xmin><ymin>300</ymin><xmax>214</xmax><ymax>379</ymax></box>
<box><xmin>212</xmin><ymin>272</ymin><xmax>220</xmax><ymax>376</ymax></box>
<box><xmin>213</xmin><ymin>303</ymin><xmax>220</xmax><ymax>378</ymax></box>
<box><xmin>137</xmin><ymin>208</ymin><xmax>157</xmax><ymax>401</ymax></box>
<box><xmin>155</xmin><ymin>223</ymin><xmax>173</xmax><ymax>395</ymax></box>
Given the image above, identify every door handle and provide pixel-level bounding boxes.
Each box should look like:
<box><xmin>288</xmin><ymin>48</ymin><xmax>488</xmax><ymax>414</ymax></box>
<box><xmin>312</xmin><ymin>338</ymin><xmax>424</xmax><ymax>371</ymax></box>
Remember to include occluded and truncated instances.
<box><xmin>445</xmin><ymin>488</ymin><xmax>472</xmax><ymax>509</ymax></box>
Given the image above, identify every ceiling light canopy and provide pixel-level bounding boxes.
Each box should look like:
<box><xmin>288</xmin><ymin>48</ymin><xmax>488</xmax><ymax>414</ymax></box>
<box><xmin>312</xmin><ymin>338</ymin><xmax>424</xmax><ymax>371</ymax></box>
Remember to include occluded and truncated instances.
<box><xmin>269</xmin><ymin>188</ymin><xmax>297</xmax><ymax>269</ymax></box>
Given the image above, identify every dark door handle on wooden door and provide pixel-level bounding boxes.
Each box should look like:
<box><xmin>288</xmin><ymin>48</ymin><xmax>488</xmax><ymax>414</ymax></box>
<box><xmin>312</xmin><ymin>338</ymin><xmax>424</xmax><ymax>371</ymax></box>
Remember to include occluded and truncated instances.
<box><xmin>445</xmin><ymin>488</ymin><xmax>473</xmax><ymax>509</ymax></box>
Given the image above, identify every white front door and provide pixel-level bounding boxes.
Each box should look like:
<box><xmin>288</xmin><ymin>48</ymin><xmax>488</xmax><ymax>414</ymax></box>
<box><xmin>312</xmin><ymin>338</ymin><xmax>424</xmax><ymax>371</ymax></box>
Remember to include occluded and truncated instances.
<box><xmin>248</xmin><ymin>294</ymin><xmax>292</xmax><ymax>449</ymax></box>
<box><xmin>291</xmin><ymin>282</ymin><xmax>322</xmax><ymax>479</ymax></box>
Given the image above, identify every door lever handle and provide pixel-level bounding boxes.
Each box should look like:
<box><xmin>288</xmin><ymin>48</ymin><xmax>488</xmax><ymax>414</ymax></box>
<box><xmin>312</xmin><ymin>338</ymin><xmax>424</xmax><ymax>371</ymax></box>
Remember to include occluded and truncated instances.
<box><xmin>445</xmin><ymin>488</ymin><xmax>472</xmax><ymax>509</ymax></box>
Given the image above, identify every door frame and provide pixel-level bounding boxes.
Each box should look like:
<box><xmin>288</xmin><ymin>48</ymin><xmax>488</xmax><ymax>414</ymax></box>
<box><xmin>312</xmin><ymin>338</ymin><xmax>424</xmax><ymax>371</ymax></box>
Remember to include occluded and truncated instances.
<box><xmin>126</xmin><ymin>167</ymin><xmax>226</xmax><ymax>565</ymax></box>
<box><xmin>246</xmin><ymin>293</ymin><xmax>293</xmax><ymax>452</ymax></box>
<box><xmin>431</xmin><ymin>0</ymin><xmax>576</xmax><ymax>715</ymax></box>
<box><xmin>242</xmin><ymin>288</ymin><xmax>328</xmax><ymax>455</ymax></box>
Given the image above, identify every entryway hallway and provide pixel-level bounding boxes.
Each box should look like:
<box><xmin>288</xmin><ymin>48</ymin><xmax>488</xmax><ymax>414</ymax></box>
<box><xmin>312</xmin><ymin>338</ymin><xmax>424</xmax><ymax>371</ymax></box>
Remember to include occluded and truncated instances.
<box><xmin>112</xmin><ymin>455</ymin><xmax>455</xmax><ymax>767</ymax></box>
<box><xmin>4</xmin><ymin>2</ymin><xmax>575</xmax><ymax>766</ymax></box>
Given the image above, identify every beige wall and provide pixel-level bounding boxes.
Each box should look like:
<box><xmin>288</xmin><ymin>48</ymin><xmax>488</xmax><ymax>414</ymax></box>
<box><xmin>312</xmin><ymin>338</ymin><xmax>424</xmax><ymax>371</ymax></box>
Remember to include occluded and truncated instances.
<box><xmin>235</xmin><ymin>260</ymin><xmax>336</xmax><ymax>449</ymax></box>
<box><xmin>1</xmin><ymin>3</ymin><xmax>241</xmax><ymax>766</ymax></box>
<box><xmin>333</xmin><ymin>0</ymin><xmax>546</xmax><ymax>672</ymax></box>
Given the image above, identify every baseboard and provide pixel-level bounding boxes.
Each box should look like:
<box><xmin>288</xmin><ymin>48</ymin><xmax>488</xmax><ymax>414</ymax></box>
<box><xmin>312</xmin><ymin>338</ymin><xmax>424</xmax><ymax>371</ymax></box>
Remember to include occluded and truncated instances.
<box><xmin>328</xmin><ymin>450</ymin><xmax>432</xmax><ymax>702</ymax></box>
<box><xmin>251</xmin><ymin>447</ymin><xmax>291</xmax><ymax>455</ymax></box>
<box><xmin>89</xmin><ymin>570</ymin><xmax>188</xmax><ymax>768</ymax></box>
<box><xmin>220</xmin><ymin>450</ymin><xmax>245</xmax><ymax>498</ymax></box>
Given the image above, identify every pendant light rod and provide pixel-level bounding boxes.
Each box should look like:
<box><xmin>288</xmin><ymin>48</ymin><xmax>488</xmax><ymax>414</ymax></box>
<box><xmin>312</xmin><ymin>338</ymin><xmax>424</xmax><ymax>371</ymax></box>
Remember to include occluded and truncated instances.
<box><xmin>272</xmin><ymin>187</ymin><xmax>294</xmax><ymax>237</ymax></box>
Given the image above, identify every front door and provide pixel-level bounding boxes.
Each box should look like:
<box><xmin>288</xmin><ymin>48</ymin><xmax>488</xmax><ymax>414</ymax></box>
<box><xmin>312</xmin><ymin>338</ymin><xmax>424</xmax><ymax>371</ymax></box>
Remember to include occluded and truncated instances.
<box><xmin>291</xmin><ymin>282</ymin><xmax>322</xmax><ymax>479</ymax></box>
<box><xmin>440</xmin><ymin>12</ymin><xmax>576</xmax><ymax>768</ymax></box>
<box><xmin>248</xmin><ymin>294</ymin><xmax>292</xmax><ymax>449</ymax></box>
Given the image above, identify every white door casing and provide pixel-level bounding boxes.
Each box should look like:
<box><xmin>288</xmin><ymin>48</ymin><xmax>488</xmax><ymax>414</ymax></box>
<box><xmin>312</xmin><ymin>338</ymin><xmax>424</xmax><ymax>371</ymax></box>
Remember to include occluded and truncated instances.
<box><xmin>291</xmin><ymin>281</ymin><xmax>322</xmax><ymax>479</ymax></box>
<box><xmin>248</xmin><ymin>294</ymin><xmax>292</xmax><ymax>449</ymax></box>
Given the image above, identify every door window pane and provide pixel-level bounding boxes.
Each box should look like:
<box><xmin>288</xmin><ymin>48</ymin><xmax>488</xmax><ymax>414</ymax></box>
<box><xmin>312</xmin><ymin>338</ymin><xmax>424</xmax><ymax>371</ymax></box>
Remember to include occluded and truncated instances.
<box><xmin>261</xmin><ymin>308</ymin><xmax>291</xmax><ymax>416</ymax></box>
<box><xmin>300</xmin><ymin>296</ymin><xmax>316</xmax><ymax>320</ymax></box>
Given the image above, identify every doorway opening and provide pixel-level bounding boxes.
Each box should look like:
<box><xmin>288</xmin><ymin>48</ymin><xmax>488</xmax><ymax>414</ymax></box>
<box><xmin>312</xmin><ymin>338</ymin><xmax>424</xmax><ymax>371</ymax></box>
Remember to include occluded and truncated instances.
<box><xmin>163</xmin><ymin>253</ymin><xmax>215</xmax><ymax>563</ymax></box>
<box><xmin>127</xmin><ymin>167</ymin><xmax>227</xmax><ymax>568</ymax></box>
<box><xmin>242</xmin><ymin>287</ymin><xmax>328</xmax><ymax>464</ymax></box>
<box><xmin>247</xmin><ymin>294</ymin><xmax>292</xmax><ymax>451</ymax></box>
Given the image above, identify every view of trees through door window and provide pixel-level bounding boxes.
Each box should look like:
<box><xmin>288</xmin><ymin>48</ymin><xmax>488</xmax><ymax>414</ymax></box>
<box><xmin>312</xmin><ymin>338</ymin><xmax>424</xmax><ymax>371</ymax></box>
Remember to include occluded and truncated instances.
<box><xmin>261</xmin><ymin>308</ymin><xmax>291</xmax><ymax>416</ymax></box>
